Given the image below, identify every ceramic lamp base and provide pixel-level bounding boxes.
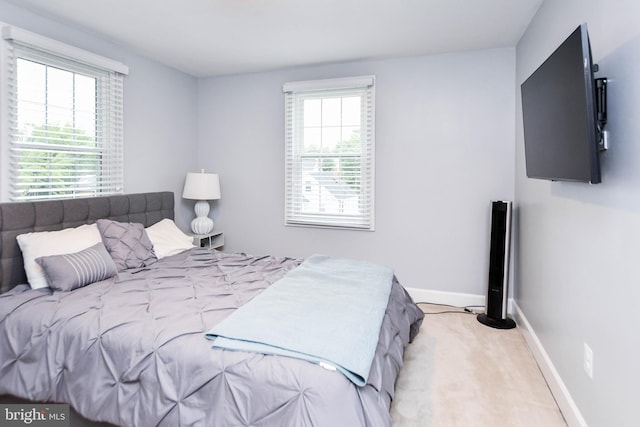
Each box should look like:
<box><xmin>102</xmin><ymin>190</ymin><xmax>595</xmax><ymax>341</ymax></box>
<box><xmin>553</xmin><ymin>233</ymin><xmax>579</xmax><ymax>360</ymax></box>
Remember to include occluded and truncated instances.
<box><xmin>190</xmin><ymin>200</ymin><xmax>214</xmax><ymax>234</ymax></box>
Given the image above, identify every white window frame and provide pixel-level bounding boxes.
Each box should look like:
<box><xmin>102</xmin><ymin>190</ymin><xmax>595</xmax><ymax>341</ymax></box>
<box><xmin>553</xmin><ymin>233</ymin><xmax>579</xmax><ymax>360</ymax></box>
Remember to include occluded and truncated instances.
<box><xmin>283</xmin><ymin>76</ymin><xmax>375</xmax><ymax>230</ymax></box>
<box><xmin>0</xmin><ymin>24</ymin><xmax>128</xmax><ymax>202</ymax></box>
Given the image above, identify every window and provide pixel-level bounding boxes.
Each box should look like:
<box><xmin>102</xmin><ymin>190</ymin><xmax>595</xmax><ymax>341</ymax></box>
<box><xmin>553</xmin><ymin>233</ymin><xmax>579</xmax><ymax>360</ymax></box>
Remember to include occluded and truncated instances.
<box><xmin>1</xmin><ymin>25</ymin><xmax>128</xmax><ymax>201</ymax></box>
<box><xmin>283</xmin><ymin>76</ymin><xmax>375</xmax><ymax>230</ymax></box>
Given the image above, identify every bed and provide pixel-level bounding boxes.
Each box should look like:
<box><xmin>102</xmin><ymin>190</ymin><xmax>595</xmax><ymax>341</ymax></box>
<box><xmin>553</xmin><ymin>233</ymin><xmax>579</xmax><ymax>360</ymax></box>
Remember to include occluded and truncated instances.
<box><xmin>0</xmin><ymin>192</ymin><xmax>424</xmax><ymax>427</ymax></box>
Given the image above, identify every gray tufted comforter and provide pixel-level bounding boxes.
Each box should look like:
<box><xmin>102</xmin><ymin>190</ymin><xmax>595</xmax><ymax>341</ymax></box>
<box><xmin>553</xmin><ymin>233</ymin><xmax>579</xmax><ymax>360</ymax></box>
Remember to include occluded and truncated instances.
<box><xmin>0</xmin><ymin>249</ymin><xmax>424</xmax><ymax>427</ymax></box>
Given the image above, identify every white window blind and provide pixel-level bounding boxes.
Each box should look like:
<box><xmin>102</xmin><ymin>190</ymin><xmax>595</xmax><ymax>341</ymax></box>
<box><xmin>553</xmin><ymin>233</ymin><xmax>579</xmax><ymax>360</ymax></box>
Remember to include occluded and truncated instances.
<box><xmin>283</xmin><ymin>76</ymin><xmax>375</xmax><ymax>230</ymax></box>
<box><xmin>1</xmin><ymin>26</ymin><xmax>127</xmax><ymax>201</ymax></box>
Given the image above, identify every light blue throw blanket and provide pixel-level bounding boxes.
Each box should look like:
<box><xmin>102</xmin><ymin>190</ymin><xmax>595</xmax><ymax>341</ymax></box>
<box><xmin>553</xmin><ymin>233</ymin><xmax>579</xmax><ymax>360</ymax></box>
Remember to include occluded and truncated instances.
<box><xmin>205</xmin><ymin>254</ymin><xmax>394</xmax><ymax>386</ymax></box>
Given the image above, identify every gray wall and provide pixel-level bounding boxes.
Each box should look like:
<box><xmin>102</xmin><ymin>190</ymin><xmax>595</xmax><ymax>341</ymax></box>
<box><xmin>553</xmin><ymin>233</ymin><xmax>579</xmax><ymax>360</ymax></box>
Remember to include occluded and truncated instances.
<box><xmin>515</xmin><ymin>0</ymin><xmax>640</xmax><ymax>425</ymax></box>
<box><xmin>0</xmin><ymin>0</ymin><xmax>199</xmax><ymax>229</ymax></box>
<box><xmin>197</xmin><ymin>49</ymin><xmax>516</xmax><ymax>293</ymax></box>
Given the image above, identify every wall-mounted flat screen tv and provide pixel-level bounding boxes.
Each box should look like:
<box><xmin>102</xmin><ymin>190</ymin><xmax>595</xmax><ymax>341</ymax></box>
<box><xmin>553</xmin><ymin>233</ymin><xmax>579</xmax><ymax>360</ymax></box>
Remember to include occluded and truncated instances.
<box><xmin>521</xmin><ymin>23</ymin><xmax>605</xmax><ymax>184</ymax></box>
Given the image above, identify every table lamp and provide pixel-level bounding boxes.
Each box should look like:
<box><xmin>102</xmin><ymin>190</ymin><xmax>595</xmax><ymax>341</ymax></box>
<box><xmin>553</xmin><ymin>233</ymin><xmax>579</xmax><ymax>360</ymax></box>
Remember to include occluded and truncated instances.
<box><xmin>182</xmin><ymin>170</ymin><xmax>221</xmax><ymax>235</ymax></box>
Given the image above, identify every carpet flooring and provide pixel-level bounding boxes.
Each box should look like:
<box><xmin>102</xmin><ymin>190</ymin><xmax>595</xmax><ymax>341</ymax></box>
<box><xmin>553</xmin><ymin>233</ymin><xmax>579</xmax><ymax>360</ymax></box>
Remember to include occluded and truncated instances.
<box><xmin>390</xmin><ymin>304</ymin><xmax>567</xmax><ymax>427</ymax></box>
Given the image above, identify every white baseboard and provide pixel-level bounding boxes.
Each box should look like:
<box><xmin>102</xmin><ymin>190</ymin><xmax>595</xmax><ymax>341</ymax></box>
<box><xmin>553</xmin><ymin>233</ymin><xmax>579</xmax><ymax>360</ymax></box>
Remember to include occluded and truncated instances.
<box><xmin>512</xmin><ymin>301</ymin><xmax>587</xmax><ymax>427</ymax></box>
<box><xmin>405</xmin><ymin>287</ymin><xmax>516</xmax><ymax>314</ymax></box>
<box><xmin>405</xmin><ymin>287</ymin><xmax>486</xmax><ymax>308</ymax></box>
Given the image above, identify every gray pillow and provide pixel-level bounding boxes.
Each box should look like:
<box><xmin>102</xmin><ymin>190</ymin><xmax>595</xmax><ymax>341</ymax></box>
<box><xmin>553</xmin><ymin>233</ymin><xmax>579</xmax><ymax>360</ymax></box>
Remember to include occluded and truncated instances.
<box><xmin>96</xmin><ymin>219</ymin><xmax>157</xmax><ymax>271</ymax></box>
<box><xmin>36</xmin><ymin>242</ymin><xmax>118</xmax><ymax>291</ymax></box>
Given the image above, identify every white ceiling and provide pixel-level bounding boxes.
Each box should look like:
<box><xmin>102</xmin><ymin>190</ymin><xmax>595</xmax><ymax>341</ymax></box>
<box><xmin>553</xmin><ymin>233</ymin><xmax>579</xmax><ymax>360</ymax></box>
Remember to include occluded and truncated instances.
<box><xmin>7</xmin><ymin>0</ymin><xmax>543</xmax><ymax>77</ymax></box>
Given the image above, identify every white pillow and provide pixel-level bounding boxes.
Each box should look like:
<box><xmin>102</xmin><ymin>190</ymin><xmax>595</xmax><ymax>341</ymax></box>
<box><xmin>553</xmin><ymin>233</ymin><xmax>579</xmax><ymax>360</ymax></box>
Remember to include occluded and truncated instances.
<box><xmin>145</xmin><ymin>219</ymin><xmax>195</xmax><ymax>259</ymax></box>
<box><xmin>16</xmin><ymin>223</ymin><xmax>103</xmax><ymax>289</ymax></box>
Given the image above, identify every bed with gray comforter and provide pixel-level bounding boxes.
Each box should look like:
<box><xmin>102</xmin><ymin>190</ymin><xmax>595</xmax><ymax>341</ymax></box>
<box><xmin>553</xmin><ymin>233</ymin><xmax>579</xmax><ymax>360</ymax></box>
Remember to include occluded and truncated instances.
<box><xmin>0</xmin><ymin>192</ymin><xmax>424</xmax><ymax>427</ymax></box>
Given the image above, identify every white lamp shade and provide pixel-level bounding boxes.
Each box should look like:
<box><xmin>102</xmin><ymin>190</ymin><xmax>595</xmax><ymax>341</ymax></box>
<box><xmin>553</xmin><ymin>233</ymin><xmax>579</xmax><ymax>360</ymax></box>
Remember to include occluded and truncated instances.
<box><xmin>182</xmin><ymin>172</ymin><xmax>221</xmax><ymax>200</ymax></box>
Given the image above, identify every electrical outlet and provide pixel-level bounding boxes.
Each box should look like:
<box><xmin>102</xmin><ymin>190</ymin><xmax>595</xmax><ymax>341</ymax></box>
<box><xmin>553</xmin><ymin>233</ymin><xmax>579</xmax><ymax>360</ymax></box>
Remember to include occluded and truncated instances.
<box><xmin>583</xmin><ymin>343</ymin><xmax>593</xmax><ymax>379</ymax></box>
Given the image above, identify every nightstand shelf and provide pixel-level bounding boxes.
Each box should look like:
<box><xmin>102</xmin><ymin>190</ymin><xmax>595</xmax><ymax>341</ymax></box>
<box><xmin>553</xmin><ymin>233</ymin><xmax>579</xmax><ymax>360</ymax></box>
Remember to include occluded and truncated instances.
<box><xmin>191</xmin><ymin>230</ymin><xmax>224</xmax><ymax>250</ymax></box>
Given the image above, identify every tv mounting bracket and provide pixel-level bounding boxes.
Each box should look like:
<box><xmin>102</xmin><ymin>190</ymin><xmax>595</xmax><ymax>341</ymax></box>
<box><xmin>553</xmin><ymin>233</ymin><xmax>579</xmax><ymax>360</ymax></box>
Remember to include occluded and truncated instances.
<box><xmin>595</xmin><ymin>75</ymin><xmax>608</xmax><ymax>151</ymax></box>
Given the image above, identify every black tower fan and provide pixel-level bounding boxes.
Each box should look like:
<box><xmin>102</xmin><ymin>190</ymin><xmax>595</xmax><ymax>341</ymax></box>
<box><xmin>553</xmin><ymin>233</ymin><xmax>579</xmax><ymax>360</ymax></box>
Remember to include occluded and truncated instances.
<box><xmin>477</xmin><ymin>201</ymin><xmax>516</xmax><ymax>329</ymax></box>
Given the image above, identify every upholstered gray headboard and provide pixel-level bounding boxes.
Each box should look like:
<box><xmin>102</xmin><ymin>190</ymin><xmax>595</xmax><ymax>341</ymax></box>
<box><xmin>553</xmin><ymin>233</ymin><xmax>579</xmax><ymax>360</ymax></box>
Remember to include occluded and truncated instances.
<box><xmin>0</xmin><ymin>191</ymin><xmax>174</xmax><ymax>294</ymax></box>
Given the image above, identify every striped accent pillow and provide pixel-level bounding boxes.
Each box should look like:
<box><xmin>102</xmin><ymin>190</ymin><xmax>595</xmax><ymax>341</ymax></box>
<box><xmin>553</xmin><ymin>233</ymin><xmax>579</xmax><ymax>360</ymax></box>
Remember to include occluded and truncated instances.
<box><xmin>36</xmin><ymin>243</ymin><xmax>118</xmax><ymax>291</ymax></box>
